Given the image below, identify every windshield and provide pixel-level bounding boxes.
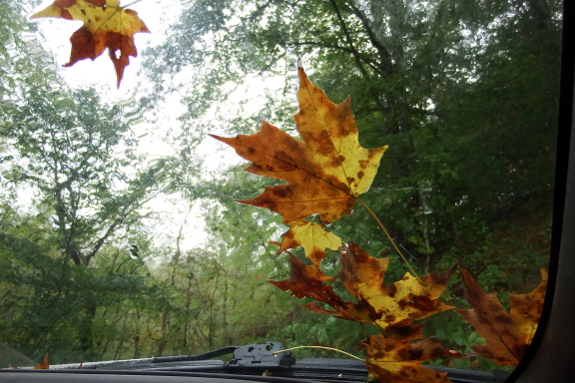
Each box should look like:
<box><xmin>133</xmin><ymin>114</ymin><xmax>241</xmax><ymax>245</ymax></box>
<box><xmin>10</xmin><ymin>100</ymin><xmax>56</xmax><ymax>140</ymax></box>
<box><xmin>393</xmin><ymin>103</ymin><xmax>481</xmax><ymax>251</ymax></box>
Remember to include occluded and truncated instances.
<box><xmin>0</xmin><ymin>0</ymin><xmax>562</xmax><ymax>380</ymax></box>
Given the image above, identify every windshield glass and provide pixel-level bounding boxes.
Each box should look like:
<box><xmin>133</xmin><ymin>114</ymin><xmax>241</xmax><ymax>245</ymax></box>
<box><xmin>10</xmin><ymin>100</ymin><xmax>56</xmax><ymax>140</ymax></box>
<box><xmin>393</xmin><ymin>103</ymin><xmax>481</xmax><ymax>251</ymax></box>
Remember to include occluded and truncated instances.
<box><xmin>0</xmin><ymin>0</ymin><xmax>562</xmax><ymax>379</ymax></box>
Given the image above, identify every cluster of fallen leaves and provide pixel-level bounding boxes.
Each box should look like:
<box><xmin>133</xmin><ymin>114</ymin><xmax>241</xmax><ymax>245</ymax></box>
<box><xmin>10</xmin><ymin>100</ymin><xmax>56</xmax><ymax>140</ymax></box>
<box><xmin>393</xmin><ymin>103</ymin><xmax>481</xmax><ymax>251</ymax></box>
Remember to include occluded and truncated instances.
<box><xmin>213</xmin><ymin>67</ymin><xmax>548</xmax><ymax>382</ymax></box>
<box><xmin>30</xmin><ymin>3</ymin><xmax>548</xmax><ymax>382</ymax></box>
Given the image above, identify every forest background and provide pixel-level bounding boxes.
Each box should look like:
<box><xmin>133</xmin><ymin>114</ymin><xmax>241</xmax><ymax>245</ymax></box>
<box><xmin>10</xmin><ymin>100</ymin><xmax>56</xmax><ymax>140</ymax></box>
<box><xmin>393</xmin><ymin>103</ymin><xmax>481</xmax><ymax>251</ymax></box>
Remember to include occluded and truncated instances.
<box><xmin>0</xmin><ymin>0</ymin><xmax>562</xmax><ymax>371</ymax></box>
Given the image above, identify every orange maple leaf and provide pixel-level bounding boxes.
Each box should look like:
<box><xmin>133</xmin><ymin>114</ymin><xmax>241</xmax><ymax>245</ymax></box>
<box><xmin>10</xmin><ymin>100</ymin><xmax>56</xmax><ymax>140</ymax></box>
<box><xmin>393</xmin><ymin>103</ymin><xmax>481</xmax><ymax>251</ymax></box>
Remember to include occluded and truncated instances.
<box><xmin>34</xmin><ymin>353</ymin><xmax>50</xmax><ymax>369</ymax></box>
<box><xmin>360</xmin><ymin>324</ymin><xmax>459</xmax><ymax>383</ymax></box>
<box><xmin>10</xmin><ymin>353</ymin><xmax>50</xmax><ymax>369</ymax></box>
<box><xmin>271</xmin><ymin>243</ymin><xmax>454</xmax><ymax>329</ymax></box>
<box><xmin>458</xmin><ymin>266</ymin><xmax>547</xmax><ymax>366</ymax></box>
<box><xmin>31</xmin><ymin>0</ymin><xmax>150</xmax><ymax>87</ymax></box>
<box><xmin>211</xmin><ymin>67</ymin><xmax>387</xmax><ymax>224</ymax></box>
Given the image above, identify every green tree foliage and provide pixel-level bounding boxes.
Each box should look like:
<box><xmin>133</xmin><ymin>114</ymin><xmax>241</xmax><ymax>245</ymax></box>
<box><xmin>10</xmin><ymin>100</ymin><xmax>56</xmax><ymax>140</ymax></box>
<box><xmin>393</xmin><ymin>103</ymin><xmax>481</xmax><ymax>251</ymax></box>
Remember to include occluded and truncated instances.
<box><xmin>0</xmin><ymin>215</ymin><xmax>155</xmax><ymax>362</ymax></box>
<box><xmin>0</xmin><ymin>0</ymin><xmax>164</xmax><ymax>362</ymax></box>
<box><xmin>144</xmin><ymin>0</ymin><xmax>560</xmax><ymax>290</ymax></box>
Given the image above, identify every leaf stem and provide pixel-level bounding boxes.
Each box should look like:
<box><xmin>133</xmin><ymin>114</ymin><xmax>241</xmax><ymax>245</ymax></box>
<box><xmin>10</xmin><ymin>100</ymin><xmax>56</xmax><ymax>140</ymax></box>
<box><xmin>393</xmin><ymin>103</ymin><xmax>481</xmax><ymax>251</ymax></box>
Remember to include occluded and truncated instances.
<box><xmin>273</xmin><ymin>346</ymin><xmax>365</xmax><ymax>362</ymax></box>
<box><xmin>355</xmin><ymin>197</ymin><xmax>420</xmax><ymax>280</ymax></box>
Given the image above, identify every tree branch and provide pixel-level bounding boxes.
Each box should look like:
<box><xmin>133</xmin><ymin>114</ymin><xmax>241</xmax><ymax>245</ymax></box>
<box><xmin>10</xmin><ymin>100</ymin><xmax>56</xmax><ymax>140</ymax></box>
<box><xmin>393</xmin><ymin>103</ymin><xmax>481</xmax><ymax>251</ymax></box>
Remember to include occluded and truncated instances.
<box><xmin>346</xmin><ymin>0</ymin><xmax>393</xmax><ymax>75</ymax></box>
<box><xmin>328</xmin><ymin>0</ymin><xmax>368</xmax><ymax>77</ymax></box>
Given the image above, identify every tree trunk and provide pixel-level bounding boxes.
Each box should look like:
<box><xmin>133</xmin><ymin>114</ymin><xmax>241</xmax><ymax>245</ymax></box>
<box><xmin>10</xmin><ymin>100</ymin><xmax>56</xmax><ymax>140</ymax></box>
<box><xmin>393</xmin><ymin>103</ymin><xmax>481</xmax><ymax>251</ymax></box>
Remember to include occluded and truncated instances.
<box><xmin>79</xmin><ymin>303</ymin><xmax>97</xmax><ymax>361</ymax></box>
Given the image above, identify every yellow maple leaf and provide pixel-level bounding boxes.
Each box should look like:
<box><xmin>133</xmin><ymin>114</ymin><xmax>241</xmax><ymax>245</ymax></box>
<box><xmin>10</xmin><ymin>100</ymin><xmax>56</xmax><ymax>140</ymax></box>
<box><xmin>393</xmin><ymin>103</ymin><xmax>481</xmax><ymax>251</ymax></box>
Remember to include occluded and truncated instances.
<box><xmin>277</xmin><ymin>220</ymin><xmax>342</xmax><ymax>266</ymax></box>
<box><xmin>31</xmin><ymin>0</ymin><xmax>150</xmax><ymax>87</ymax></box>
<box><xmin>211</xmin><ymin>67</ymin><xmax>387</xmax><ymax>224</ymax></box>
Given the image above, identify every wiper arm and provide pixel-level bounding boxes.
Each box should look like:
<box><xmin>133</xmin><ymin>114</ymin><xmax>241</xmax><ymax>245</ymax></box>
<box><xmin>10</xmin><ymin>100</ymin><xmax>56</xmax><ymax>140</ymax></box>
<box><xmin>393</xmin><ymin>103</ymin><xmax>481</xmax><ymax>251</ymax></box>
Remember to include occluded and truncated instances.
<box><xmin>151</xmin><ymin>346</ymin><xmax>240</xmax><ymax>364</ymax></box>
<box><xmin>41</xmin><ymin>342</ymin><xmax>294</xmax><ymax>371</ymax></box>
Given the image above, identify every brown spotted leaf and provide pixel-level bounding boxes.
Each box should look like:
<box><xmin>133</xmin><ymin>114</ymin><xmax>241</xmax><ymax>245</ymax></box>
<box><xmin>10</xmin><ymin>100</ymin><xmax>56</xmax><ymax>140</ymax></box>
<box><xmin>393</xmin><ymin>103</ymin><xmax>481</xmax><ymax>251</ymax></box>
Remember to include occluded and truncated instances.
<box><xmin>318</xmin><ymin>243</ymin><xmax>454</xmax><ymax>328</ymax></box>
<box><xmin>31</xmin><ymin>0</ymin><xmax>150</xmax><ymax>87</ymax></box>
<box><xmin>360</xmin><ymin>324</ymin><xmax>459</xmax><ymax>383</ymax></box>
<box><xmin>458</xmin><ymin>267</ymin><xmax>547</xmax><ymax>366</ymax></box>
<box><xmin>211</xmin><ymin>67</ymin><xmax>387</xmax><ymax>224</ymax></box>
<box><xmin>271</xmin><ymin>243</ymin><xmax>454</xmax><ymax>328</ymax></box>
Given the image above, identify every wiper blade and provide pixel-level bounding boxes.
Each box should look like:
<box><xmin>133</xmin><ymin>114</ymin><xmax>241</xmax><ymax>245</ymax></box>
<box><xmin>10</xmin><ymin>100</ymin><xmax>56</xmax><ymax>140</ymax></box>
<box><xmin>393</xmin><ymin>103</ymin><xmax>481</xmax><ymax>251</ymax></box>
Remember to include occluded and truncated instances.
<box><xmin>28</xmin><ymin>341</ymin><xmax>509</xmax><ymax>383</ymax></box>
<box><xmin>42</xmin><ymin>342</ymin><xmax>293</xmax><ymax>371</ymax></box>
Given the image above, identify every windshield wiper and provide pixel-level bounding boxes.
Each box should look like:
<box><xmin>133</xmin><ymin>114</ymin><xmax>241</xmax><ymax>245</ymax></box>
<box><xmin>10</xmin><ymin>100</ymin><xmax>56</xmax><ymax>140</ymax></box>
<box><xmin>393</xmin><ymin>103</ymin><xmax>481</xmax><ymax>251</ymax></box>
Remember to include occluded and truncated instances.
<box><xmin>15</xmin><ymin>341</ymin><xmax>509</xmax><ymax>383</ymax></box>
